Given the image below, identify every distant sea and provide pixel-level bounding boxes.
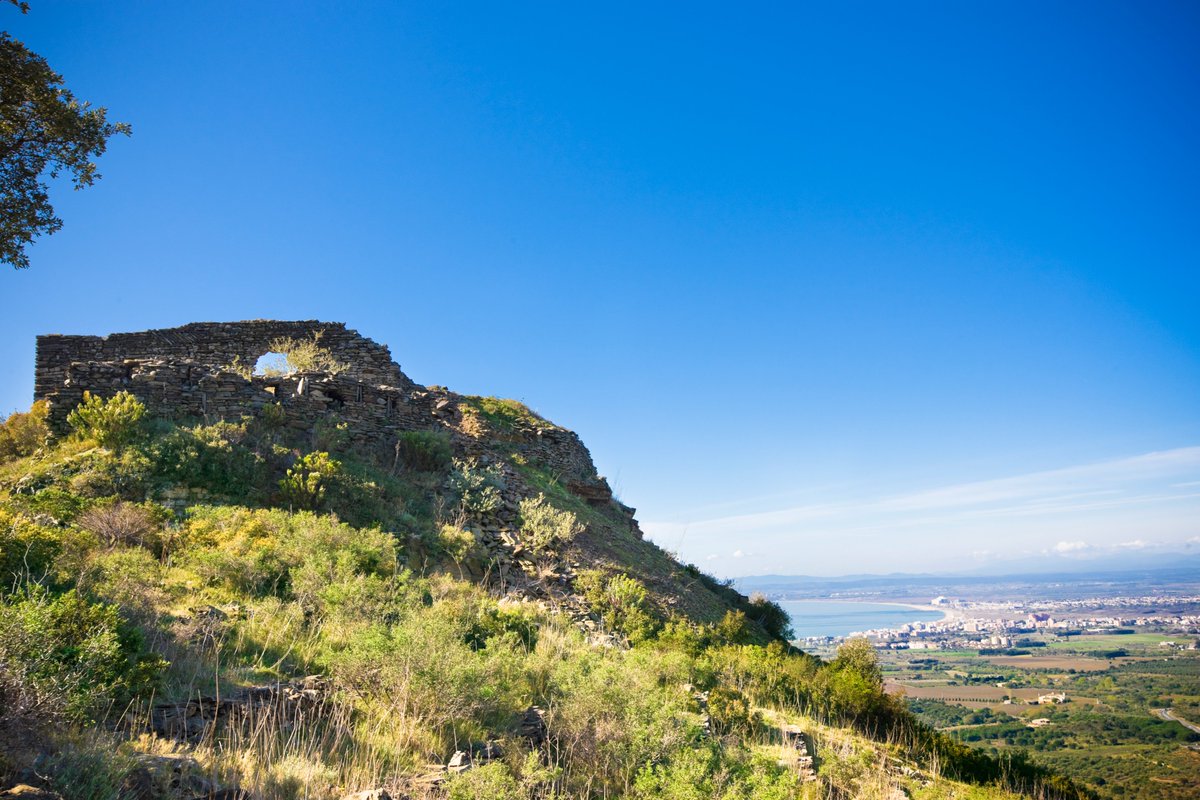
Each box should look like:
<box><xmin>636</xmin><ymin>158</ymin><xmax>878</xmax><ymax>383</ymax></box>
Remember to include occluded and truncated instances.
<box><xmin>779</xmin><ymin>600</ymin><xmax>945</xmax><ymax>639</ymax></box>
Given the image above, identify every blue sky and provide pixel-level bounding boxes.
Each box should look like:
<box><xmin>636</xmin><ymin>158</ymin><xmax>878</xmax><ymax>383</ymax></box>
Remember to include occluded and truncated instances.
<box><xmin>2</xmin><ymin>2</ymin><xmax>1197</xmax><ymax>576</ymax></box>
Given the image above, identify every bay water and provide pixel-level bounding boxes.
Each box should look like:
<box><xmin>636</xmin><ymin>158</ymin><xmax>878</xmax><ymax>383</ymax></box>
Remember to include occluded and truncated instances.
<box><xmin>779</xmin><ymin>600</ymin><xmax>945</xmax><ymax>639</ymax></box>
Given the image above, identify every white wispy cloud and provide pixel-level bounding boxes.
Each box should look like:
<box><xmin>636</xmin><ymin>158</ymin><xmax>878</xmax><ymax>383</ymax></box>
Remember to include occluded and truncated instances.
<box><xmin>641</xmin><ymin>446</ymin><xmax>1200</xmax><ymax>573</ymax></box>
<box><xmin>882</xmin><ymin>447</ymin><xmax>1200</xmax><ymax>513</ymax></box>
<box><xmin>646</xmin><ymin>446</ymin><xmax>1200</xmax><ymax>536</ymax></box>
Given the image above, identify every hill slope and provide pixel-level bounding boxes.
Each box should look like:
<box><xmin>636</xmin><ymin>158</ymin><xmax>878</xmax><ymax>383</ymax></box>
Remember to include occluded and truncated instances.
<box><xmin>0</xmin><ymin>328</ymin><xmax>1094</xmax><ymax>799</ymax></box>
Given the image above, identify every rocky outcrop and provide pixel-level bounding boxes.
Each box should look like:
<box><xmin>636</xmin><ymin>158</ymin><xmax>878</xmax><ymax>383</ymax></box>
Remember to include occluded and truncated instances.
<box><xmin>151</xmin><ymin>676</ymin><xmax>328</xmax><ymax>742</ymax></box>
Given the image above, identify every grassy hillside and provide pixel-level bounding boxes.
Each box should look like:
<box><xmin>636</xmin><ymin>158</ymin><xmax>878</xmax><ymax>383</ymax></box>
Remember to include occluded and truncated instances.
<box><xmin>0</xmin><ymin>395</ymin><xmax>1093</xmax><ymax>799</ymax></box>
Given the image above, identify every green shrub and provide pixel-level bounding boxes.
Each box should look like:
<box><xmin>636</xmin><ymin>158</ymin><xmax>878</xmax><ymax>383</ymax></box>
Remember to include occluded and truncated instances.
<box><xmin>518</xmin><ymin>493</ymin><xmax>583</xmax><ymax>556</ymax></box>
<box><xmin>655</xmin><ymin>616</ymin><xmax>709</xmax><ymax>658</ymax></box>
<box><xmin>703</xmin><ymin>641</ymin><xmax>817</xmax><ymax>710</ymax></box>
<box><xmin>0</xmin><ymin>588</ymin><xmax>165</xmax><ymax>723</ymax></box>
<box><xmin>66</xmin><ymin>391</ymin><xmax>146</xmax><ymax>448</ymax></box>
<box><xmin>7</xmin><ymin>486</ymin><xmax>92</xmax><ymax>524</ymax></box>
<box><xmin>77</xmin><ymin>546</ymin><xmax>166</xmax><ymax>623</ymax></box>
<box><xmin>179</xmin><ymin>506</ymin><xmax>399</xmax><ymax>608</ymax></box>
<box><xmin>706</xmin><ymin>685</ymin><xmax>757</xmax><ymax>737</ymax></box>
<box><xmin>0</xmin><ymin>400</ymin><xmax>50</xmax><ymax>462</ymax></box>
<box><xmin>807</xmin><ymin>639</ymin><xmax>897</xmax><ymax>731</ymax></box>
<box><xmin>445</xmin><ymin>753</ymin><xmax>561</xmax><ymax>800</ymax></box>
<box><xmin>395</xmin><ymin>429</ymin><xmax>453</xmax><ymax>472</ymax></box>
<box><xmin>633</xmin><ymin>744</ymin><xmax>800</xmax><ymax>800</ymax></box>
<box><xmin>833</xmin><ymin>637</ymin><xmax>883</xmax><ymax>685</ymax></box>
<box><xmin>445</xmin><ymin>761</ymin><xmax>523</xmax><ymax>800</ymax></box>
<box><xmin>310</xmin><ymin>416</ymin><xmax>350</xmax><ymax>452</ymax></box>
<box><xmin>326</xmin><ymin>605</ymin><xmax>520</xmax><ymax>743</ymax></box>
<box><xmin>461</xmin><ymin>600</ymin><xmax>541</xmax><ymax>652</ymax></box>
<box><xmin>0</xmin><ymin>508</ymin><xmax>62</xmax><ymax>589</ymax></box>
<box><xmin>633</xmin><ymin>745</ymin><xmax>718</xmax><ymax>800</ymax></box>
<box><xmin>546</xmin><ymin>654</ymin><xmax>697</xmax><ymax>795</ymax></box>
<box><xmin>438</xmin><ymin>524</ymin><xmax>479</xmax><ymax>575</ymax></box>
<box><xmin>279</xmin><ymin>451</ymin><xmax>342</xmax><ymax>510</ymax></box>
<box><xmin>258</xmin><ymin>401</ymin><xmax>288</xmax><ymax>430</ymax></box>
<box><xmin>448</xmin><ymin>457</ymin><xmax>503</xmax><ymax>515</ymax></box>
<box><xmin>66</xmin><ymin>446</ymin><xmax>153</xmax><ymax>499</ymax></box>
<box><xmin>44</xmin><ymin>738</ymin><xmax>141</xmax><ymax>800</ymax></box>
<box><xmin>149</xmin><ymin>421</ymin><xmax>267</xmax><ymax>500</ymax></box>
<box><xmin>714</xmin><ymin>610</ymin><xmax>754</xmax><ymax>645</ymax></box>
<box><xmin>747</xmin><ymin>593</ymin><xmax>793</xmax><ymax>641</ymax></box>
<box><xmin>576</xmin><ymin>570</ymin><xmax>661</xmax><ymax>644</ymax></box>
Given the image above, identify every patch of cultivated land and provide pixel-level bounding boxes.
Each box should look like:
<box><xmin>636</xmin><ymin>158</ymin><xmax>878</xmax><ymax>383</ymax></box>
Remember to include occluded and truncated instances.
<box><xmin>1047</xmin><ymin>633</ymin><xmax>1177</xmax><ymax>650</ymax></box>
<box><xmin>984</xmin><ymin>654</ymin><xmax>1114</xmax><ymax>671</ymax></box>
<box><xmin>887</xmin><ymin>682</ymin><xmax>1045</xmax><ymax>704</ymax></box>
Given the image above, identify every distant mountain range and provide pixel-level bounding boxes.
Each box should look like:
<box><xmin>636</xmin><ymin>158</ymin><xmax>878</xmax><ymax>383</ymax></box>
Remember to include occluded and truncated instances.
<box><xmin>734</xmin><ymin>553</ymin><xmax>1200</xmax><ymax>601</ymax></box>
<box><xmin>958</xmin><ymin>549</ymin><xmax>1200</xmax><ymax>577</ymax></box>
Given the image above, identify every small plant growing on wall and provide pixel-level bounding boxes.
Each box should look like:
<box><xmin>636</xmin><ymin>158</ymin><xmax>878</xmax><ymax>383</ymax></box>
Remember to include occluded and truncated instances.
<box><xmin>223</xmin><ymin>355</ymin><xmax>253</xmax><ymax>379</ymax></box>
<box><xmin>256</xmin><ymin>331</ymin><xmax>348</xmax><ymax>375</ymax></box>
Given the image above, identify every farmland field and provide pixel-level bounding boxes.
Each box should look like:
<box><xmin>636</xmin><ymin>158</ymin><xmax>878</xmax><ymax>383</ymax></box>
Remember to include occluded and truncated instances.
<box><xmin>1046</xmin><ymin>633</ymin><xmax>1177</xmax><ymax>650</ymax></box>
<box><xmin>888</xmin><ymin>682</ymin><xmax>1043</xmax><ymax>703</ymax></box>
<box><xmin>985</xmin><ymin>654</ymin><xmax>1114</xmax><ymax>671</ymax></box>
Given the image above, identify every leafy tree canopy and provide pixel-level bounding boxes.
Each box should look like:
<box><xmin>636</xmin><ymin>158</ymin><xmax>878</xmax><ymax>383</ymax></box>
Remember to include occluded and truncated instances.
<box><xmin>1</xmin><ymin>1</ymin><xmax>129</xmax><ymax>269</ymax></box>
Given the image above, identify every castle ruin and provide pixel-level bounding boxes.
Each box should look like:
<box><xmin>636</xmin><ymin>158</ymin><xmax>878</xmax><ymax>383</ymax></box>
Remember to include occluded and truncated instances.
<box><xmin>34</xmin><ymin>320</ymin><xmax>624</xmax><ymax>512</ymax></box>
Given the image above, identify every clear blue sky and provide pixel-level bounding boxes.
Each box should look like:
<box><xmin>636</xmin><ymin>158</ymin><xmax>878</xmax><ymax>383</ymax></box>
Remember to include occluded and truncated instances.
<box><xmin>3</xmin><ymin>2</ymin><xmax>1198</xmax><ymax>576</ymax></box>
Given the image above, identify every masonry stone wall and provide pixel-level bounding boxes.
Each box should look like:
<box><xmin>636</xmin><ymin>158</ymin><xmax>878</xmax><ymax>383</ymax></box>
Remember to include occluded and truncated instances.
<box><xmin>36</xmin><ymin>320</ymin><xmax>410</xmax><ymax>402</ymax></box>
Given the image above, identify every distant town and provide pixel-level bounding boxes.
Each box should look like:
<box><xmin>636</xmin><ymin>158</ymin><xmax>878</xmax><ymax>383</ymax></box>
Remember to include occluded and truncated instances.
<box><xmin>799</xmin><ymin>594</ymin><xmax>1200</xmax><ymax>651</ymax></box>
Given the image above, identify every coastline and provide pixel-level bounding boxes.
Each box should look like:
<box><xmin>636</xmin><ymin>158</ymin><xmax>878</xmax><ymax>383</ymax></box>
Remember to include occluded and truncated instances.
<box><xmin>778</xmin><ymin>598</ymin><xmax>951</xmax><ymax>639</ymax></box>
<box><xmin>780</xmin><ymin>598</ymin><xmax>951</xmax><ymax>617</ymax></box>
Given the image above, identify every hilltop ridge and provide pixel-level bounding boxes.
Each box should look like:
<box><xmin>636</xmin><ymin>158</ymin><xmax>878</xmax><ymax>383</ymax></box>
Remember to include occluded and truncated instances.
<box><xmin>31</xmin><ymin>320</ymin><xmax>759</xmax><ymax>630</ymax></box>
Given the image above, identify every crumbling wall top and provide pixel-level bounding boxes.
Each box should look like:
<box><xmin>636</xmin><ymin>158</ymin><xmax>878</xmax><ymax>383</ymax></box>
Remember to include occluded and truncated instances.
<box><xmin>35</xmin><ymin>320</ymin><xmax>410</xmax><ymax>398</ymax></box>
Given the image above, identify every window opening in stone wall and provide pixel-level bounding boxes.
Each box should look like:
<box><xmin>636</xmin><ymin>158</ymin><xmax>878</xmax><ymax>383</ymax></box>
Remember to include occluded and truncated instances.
<box><xmin>253</xmin><ymin>352</ymin><xmax>290</xmax><ymax>377</ymax></box>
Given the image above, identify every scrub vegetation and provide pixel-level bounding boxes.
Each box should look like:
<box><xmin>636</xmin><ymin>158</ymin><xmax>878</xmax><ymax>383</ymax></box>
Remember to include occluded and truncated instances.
<box><xmin>0</xmin><ymin>394</ymin><xmax>1093</xmax><ymax>799</ymax></box>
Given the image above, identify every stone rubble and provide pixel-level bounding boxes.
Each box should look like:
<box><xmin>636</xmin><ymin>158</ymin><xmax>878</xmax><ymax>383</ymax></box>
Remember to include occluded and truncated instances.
<box><xmin>779</xmin><ymin>724</ymin><xmax>817</xmax><ymax>782</ymax></box>
<box><xmin>151</xmin><ymin>676</ymin><xmax>329</xmax><ymax>743</ymax></box>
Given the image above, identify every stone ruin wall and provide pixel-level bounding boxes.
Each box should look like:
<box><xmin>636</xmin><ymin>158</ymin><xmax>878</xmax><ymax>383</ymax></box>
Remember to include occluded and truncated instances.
<box><xmin>34</xmin><ymin>320</ymin><xmax>615</xmax><ymax>502</ymax></box>
<box><xmin>36</xmin><ymin>320</ymin><xmax>409</xmax><ymax>399</ymax></box>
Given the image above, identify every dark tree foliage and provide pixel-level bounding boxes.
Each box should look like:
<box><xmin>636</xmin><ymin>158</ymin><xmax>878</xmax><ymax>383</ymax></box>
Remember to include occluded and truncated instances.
<box><xmin>747</xmin><ymin>593</ymin><xmax>794</xmax><ymax>641</ymax></box>
<box><xmin>1</xmin><ymin>3</ymin><xmax>130</xmax><ymax>269</ymax></box>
